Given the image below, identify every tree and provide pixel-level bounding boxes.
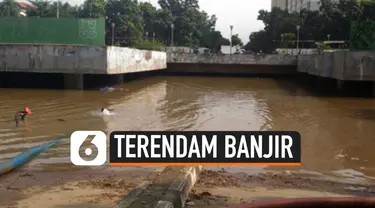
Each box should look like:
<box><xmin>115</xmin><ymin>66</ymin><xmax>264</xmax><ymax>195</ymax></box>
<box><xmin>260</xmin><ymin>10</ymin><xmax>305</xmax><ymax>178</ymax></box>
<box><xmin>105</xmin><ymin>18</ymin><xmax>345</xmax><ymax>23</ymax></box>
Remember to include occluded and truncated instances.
<box><xmin>81</xmin><ymin>0</ymin><xmax>105</xmax><ymax>18</ymax></box>
<box><xmin>231</xmin><ymin>34</ymin><xmax>243</xmax><ymax>46</ymax></box>
<box><xmin>105</xmin><ymin>0</ymin><xmax>144</xmax><ymax>46</ymax></box>
<box><xmin>220</xmin><ymin>37</ymin><xmax>230</xmax><ymax>45</ymax></box>
<box><xmin>244</xmin><ymin>30</ymin><xmax>274</xmax><ymax>53</ymax></box>
<box><xmin>244</xmin><ymin>0</ymin><xmax>375</xmax><ymax>52</ymax></box>
<box><xmin>139</xmin><ymin>2</ymin><xmax>157</xmax><ymax>38</ymax></box>
<box><xmin>281</xmin><ymin>33</ymin><xmax>296</xmax><ymax>48</ymax></box>
<box><xmin>15</xmin><ymin>0</ymin><xmax>230</xmax><ymax>49</ymax></box>
<box><xmin>349</xmin><ymin>0</ymin><xmax>375</xmax><ymax>50</ymax></box>
<box><xmin>27</xmin><ymin>0</ymin><xmax>51</xmax><ymax>17</ymax></box>
<box><xmin>0</xmin><ymin>0</ymin><xmax>21</xmax><ymax>16</ymax></box>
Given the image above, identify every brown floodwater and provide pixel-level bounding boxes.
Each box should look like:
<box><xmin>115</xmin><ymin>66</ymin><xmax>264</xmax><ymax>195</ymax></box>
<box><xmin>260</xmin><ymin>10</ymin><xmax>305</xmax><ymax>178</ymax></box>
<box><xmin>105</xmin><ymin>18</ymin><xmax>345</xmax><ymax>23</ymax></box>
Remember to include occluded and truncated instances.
<box><xmin>1</xmin><ymin>75</ymin><xmax>375</xmax><ymax>183</ymax></box>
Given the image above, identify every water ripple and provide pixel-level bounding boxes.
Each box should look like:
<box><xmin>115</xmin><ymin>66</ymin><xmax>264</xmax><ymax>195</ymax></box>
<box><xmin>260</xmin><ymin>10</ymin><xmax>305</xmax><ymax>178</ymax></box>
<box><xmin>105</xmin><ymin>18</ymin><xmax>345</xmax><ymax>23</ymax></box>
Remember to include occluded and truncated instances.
<box><xmin>0</xmin><ymin>76</ymin><xmax>375</xmax><ymax>184</ymax></box>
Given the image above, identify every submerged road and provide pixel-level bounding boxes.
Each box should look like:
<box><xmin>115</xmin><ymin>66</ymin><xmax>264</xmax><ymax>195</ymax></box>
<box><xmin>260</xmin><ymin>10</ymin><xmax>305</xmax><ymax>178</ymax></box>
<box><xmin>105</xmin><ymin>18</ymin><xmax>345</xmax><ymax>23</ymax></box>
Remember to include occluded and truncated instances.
<box><xmin>0</xmin><ymin>75</ymin><xmax>375</xmax><ymax>183</ymax></box>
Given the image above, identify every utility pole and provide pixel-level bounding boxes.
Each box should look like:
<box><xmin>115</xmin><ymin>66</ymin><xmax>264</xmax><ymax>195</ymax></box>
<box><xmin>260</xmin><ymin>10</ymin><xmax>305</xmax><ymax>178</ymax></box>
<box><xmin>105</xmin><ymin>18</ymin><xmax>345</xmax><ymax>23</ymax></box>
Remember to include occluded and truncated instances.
<box><xmin>56</xmin><ymin>1</ymin><xmax>60</xmax><ymax>18</ymax></box>
<box><xmin>111</xmin><ymin>23</ymin><xmax>115</xmax><ymax>45</ymax></box>
<box><xmin>296</xmin><ymin>25</ymin><xmax>300</xmax><ymax>49</ymax></box>
<box><xmin>152</xmin><ymin>32</ymin><xmax>155</xmax><ymax>49</ymax></box>
<box><xmin>230</xmin><ymin>25</ymin><xmax>233</xmax><ymax>54</ymax></box>
<box><xmin>170</xmin><ymin>23</ymin><xmax>174</xmax><ymax>47</ymax></box>
<box><xmin>189</xmin><ymin>32</ymin><xmax>192</xmax><ymax>53</ymax></box>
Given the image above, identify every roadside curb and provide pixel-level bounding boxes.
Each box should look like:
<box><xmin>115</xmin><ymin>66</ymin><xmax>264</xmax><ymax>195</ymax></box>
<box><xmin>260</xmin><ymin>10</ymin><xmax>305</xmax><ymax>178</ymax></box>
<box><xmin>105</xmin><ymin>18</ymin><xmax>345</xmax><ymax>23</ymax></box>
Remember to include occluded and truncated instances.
<box><xmin>115</xmin><ymin>181</ymin><xmax>151</xmax><ymax>208</ymax></box>
<box><xmin>115</xmin><ymin>166</ymin><xmax>203</xmax><ymax>208</ymax></box>
<box><xmin>156</xmin><ymin>166</ymin><xmax>203</xmax><ymax>208</ymax></box>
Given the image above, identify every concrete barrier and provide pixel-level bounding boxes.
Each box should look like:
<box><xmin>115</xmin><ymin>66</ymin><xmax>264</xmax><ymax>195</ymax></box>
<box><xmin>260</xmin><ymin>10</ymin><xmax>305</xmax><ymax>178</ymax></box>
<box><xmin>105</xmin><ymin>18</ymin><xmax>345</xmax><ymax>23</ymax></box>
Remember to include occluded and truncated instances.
<box><xmin>297</xmin><ymin>51</ymin><xmax>375</xmax><ymax>81</ymax></box>
<box><xmin>115</xmin><ymin>166</ymin><xmax>203</xmax><ymax>208</ymax></box>
<box><xmin>0</xmin><ymin>44</ymin><xmax>167</xmax><ymax>74</ymax></box>
<box><xmin>167</xmin><ymin>53</ymin><xmax>297</xmax><ymax>66</ymax></box>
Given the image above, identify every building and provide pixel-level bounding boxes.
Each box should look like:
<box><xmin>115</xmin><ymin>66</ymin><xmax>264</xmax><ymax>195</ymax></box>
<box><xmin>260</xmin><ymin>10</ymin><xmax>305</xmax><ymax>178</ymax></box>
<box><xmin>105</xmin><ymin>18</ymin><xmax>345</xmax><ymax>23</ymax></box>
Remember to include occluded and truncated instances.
<box><xmin>272</xmin><ymin>0</ymin><xmax>339</xmax><ymax>13</ymax></box>
<box><xmin>271</xmin><ymin>0</ymin><xmax>288</xmax><ymax>10</ymax></box>
<box><xmin>220</xmin><ymin>45</ymin><xmax>241</xmax><ymax>54</ymax></box>
<box><xmin>287</xmin><ymin>0</ymin><xmax>321</xmax><ymax>13</ymax></box>
<box><xmin>15</xmin><ymin>0</ymin><xmax>37</xmax><ymax>16</ymax></box>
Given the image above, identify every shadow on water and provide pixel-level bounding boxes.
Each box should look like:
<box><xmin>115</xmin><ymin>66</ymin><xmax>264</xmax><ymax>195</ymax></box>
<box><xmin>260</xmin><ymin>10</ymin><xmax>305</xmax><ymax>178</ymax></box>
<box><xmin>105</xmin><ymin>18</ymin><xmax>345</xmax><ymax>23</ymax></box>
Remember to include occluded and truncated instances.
<box><xmin>0</xmin><ymin>72</ymin><xmax>64</xmax><ymax>89</ymax></box>
<box><xmin>274</xmin><ymin>73</ymin><xmax>375</xmax><ymax>98</ymax></box>
<box><xmin>273</xmin><ymin>73</ymin><xmax>375</xmax><ymax>122</ymax></box>
<box><xmin>350</xmin><ymin>109</ymin><xmax>375</xmax><ymax>122</ymax></box>
<box><xmin>84</xmin><ymin>71</ymin><xmax>161</xmax><ymax>90</ymax></box>
<box><xmin>0</xmin><ymin>71</ymin><xmax>161</xmax><ymax>90</ymax></box>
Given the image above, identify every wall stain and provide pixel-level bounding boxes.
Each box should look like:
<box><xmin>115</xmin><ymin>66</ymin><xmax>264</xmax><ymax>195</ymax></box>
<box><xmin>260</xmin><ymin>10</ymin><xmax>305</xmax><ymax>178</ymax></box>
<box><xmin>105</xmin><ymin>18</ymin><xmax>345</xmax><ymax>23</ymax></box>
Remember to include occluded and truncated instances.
<box><xmin>145</xmin><ymin>51</ymin><xmax>152</xmax><ymax>61</ymax></box>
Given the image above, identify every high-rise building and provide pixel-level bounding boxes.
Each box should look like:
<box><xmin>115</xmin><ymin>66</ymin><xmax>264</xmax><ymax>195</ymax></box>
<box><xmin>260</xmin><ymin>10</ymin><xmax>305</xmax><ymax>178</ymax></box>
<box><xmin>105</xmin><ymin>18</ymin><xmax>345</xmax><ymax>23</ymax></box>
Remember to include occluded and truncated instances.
<box><xmin>287</xmin><ymin>0</ymin><xmax>321</xmax><ymax>13</ymax></box>
<box><xmin>271</xmin><ymin>0</ymin><xmax>288</xmax><ymax>11</ymax></box>
<box><xmin>272</xmin><ymin>0</ymin><xmax>338</xmax><ymax>13</ymax></box>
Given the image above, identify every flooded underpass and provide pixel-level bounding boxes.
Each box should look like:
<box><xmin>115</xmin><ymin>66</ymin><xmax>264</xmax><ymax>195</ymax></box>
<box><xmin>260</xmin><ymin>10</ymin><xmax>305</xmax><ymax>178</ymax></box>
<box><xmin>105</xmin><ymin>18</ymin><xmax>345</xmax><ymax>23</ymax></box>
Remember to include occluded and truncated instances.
<box><xmin>1</xmin><ymin>75</ymin><xmax>375</xmax><ymax>207</ymax></box>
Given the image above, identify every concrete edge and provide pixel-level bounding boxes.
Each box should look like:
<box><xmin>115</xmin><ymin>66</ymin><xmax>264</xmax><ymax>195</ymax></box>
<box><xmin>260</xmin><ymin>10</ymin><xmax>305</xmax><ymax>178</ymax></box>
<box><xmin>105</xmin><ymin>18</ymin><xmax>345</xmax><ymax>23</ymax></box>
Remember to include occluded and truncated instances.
<box><xmin>156</xmin><ymin>166</ymin><xmax>203</xmax><ymax>208</ymax></box>
<box><xmin>114</xmin><ymin>181</ymin><xmax>151</xmax><ymax>208</ymax></box>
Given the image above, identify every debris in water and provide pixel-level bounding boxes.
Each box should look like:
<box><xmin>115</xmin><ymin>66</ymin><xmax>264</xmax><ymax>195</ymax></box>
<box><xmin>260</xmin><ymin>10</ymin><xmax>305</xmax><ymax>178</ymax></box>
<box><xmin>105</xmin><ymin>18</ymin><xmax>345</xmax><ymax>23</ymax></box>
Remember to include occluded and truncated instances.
<box><xmin>186</xmin><ymin>201</ymin><xmax>195</xmax><ymax>207</ymax></box>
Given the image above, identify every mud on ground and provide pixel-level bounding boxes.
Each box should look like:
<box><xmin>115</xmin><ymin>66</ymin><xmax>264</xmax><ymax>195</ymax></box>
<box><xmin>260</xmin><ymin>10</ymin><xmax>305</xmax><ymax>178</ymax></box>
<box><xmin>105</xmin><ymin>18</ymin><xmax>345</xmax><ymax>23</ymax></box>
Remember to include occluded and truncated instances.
<box><xmin>188</xmin><ymin>170</ymin><xmax>375</xmax><ymax>208</ymax></box>
<box><xmin>0</xmin><ymin>167</ymin><xmax>163</xmax><ymax>208</ymax></box>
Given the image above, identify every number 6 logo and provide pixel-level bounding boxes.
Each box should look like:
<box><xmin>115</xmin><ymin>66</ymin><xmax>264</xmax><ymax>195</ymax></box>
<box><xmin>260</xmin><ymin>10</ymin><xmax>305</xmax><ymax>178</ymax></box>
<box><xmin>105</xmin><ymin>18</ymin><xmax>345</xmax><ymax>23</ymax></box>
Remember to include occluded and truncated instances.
<box><xmin>70</xmin><ymin>131</ymin><xmax>107</xmax><ymax>166</ymax></box>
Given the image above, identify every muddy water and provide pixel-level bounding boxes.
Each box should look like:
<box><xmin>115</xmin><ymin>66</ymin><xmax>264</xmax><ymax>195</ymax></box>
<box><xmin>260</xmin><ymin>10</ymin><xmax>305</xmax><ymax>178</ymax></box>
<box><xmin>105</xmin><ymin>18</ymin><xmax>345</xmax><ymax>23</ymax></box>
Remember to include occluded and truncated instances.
<box><xmin>1</xmin><ymin>76</ymin><xmax>375</xmax><ymax>183</ymax></box>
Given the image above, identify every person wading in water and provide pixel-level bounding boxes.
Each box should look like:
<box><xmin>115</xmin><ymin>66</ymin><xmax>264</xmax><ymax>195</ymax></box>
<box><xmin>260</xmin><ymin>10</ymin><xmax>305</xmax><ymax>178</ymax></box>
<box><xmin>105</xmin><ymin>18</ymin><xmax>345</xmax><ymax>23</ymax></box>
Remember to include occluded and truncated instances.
<box><xmin>15</xmin><ymin>107</ymin><xmax>32</xmax><ymax>127</ymax></box>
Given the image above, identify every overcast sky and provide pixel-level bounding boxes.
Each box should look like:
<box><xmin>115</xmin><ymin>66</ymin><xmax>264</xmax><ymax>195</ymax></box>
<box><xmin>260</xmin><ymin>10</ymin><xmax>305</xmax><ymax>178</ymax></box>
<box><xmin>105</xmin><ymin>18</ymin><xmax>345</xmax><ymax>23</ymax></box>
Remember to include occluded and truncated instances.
<box><xmin>66</xmin><ymin>0</ymin><xmax>270</xmax><ymax>43</ymax></box>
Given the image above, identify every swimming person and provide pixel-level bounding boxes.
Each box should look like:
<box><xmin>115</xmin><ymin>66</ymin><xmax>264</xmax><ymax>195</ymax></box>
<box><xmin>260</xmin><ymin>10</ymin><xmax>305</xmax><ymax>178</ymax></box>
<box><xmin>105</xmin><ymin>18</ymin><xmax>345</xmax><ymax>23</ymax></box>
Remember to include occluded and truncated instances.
<box><xmin>15</xmin><ymin>107</ymin><xmax>32</xmax><ymax>127</ymax></box>
<box><xmin>100</xmin><ymin>86</ymin><xmax>126</xmax><ymax>92</ymax></box>
<box><xmin>100</xmin><ymin>86</ymin><xmax>115</xmax><ymax>92</ymax></box>
<box><xmin>101</xmin><ymin>108</ymin><xmax>114</xmax><ymax>115</ymax></box>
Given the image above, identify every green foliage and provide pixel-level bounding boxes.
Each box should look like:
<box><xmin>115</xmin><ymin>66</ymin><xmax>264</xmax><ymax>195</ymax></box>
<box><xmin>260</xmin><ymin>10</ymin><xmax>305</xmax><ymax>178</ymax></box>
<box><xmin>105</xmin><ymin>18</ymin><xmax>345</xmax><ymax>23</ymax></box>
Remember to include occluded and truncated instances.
<box><xmin>134</xmin><ymin>40</ymin><xmax>166</xmax><ymax>51</ymax></box>
<box><xmin>231</xmin><ymin>34</ymin><xmax>243</xmax><ymax>46</ymax></box>
<box><xmin>244</xmin><ymin>0</ymin><xmax>375</xmax><ymax>53</ymax></box>
<box><xmin>81</xmin><ymin>0</ymin><xmax>106</xmax><ymax>18</ymax></box>
<box><xmin>0</xmin><ymin>0</ymin><xmax>228</xmax><ymax>50</ymax></box>
<box><xmin>318</xmin><ymin>43</ymin><xmax>332</xmax><ymax>52</ymax></box>
<box><xmin>349</xmin><ymin>0</ymin><xmax>375</xmax><ymax>50</ymax></box>
<box><xmin>0</xmin><ymin>0</ymin><xmax>21</xmax><ymax>17</ymax></box>
<box><xmin>281</xmin><ymin>33</ymin><xmax>296</xmax><ymax>48</ymax></box>
<box><xmin>349</xmin><ymin>21</ymin><xmax>375</xmax><ymax>50</ymax></box>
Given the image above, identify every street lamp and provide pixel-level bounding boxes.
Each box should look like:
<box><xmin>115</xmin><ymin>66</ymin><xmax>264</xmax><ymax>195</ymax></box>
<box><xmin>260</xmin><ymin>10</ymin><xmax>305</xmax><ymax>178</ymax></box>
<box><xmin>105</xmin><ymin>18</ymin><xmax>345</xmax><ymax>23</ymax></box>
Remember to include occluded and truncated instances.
<box><xmin>56</xmin><ymin>1</ymin><xmax>60</xmax><ymax>18</ymax></box>
<box><xmin>111</xmin><ymin>23</ymin><xmax>115</xmax><ymax>45</ymax></box>
<box><xmin>296</xmin><ymin>25</ymin><xmax>300</xmax><ymax>50</ymax></box>
<box><xmin>170</xmin><ymin>23</ymin><xmax>175</xmax><ymax>47</ymax></box>
<box><xmin>189</xmin><ymin>32</ymin><xmax>192</xmax><ymax>53</ymax></box>
<box><xmin>230</xmin><ymin>25</ymin><xmax>233</xmax><ymax>54</ymax></box>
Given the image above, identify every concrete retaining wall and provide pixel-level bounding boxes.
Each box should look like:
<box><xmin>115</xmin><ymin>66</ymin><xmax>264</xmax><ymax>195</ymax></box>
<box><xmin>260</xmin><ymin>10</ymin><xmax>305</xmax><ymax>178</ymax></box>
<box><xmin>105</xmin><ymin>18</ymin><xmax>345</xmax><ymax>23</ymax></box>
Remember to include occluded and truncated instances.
<box><xmin>167</xmin><ymin>53</ymin><xmax>297</xmax><ymax>66</ymax></box>
<box><xmin>276</xmin><ymin>48</ymin><xmax>319</xmax><ymax>55</ymax></box>
<box><xmin>0</xmin><ymin>45</ymin><xmax>166</xmax><ymax>74</ymax></box>
<box><xmin>106</xmin><ymin>47</ymin><xmax>166</xmax><ymax>74</ymax></box>
<box><xmin>297</xmin><ymin>51</ymin><xmax>375</xmax><ymax>81</ymax></box>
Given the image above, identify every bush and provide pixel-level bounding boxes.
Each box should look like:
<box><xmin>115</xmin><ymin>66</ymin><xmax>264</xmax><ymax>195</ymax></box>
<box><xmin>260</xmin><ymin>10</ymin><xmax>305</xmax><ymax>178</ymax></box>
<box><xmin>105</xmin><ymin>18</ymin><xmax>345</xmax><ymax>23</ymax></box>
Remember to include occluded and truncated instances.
<box><xmin>318</xmin><ymin>43</ymin><xmax>332</xmax><ymax>52</ymax></box>
<box><xmin>281</xmin><ymin>33</ymin><xmax>296</xmax><ymax>48</ymax></box>
<box><xmin>134</xmin><ymin>40</ymin><xmax>166</xmax><ymax>51</ymax></box>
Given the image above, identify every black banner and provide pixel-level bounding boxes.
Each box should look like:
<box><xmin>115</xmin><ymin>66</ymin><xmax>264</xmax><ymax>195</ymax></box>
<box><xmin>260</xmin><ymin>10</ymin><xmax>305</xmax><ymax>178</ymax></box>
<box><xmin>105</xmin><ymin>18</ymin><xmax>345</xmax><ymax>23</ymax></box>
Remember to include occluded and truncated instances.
<box><xmin>109</xmin><ymin>131</ymin><xmax>301</xmax><ymax>165</ymax></box>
